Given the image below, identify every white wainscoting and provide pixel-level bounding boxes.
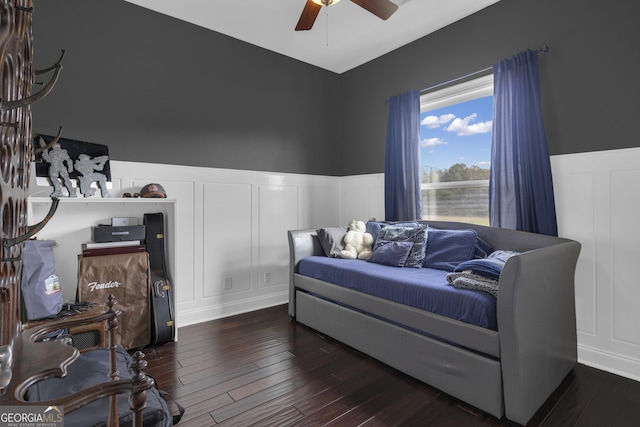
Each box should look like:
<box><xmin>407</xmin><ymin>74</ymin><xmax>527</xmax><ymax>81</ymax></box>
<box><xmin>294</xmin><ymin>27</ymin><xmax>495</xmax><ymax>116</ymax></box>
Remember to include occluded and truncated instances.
<box><xmin>29</xmin><ymin>162</ymin><xmax>345</xmax><ymax>328</ymax></box>
<box><xmin>28</xmin><ymin>149</ymin><xmax>640</xmax><ymax>382</ymax></box>
<box><xmin>552</xmin><ymin>147</ymin><xmax>640</xmax><ymax>382</ymax></box>
<box><xmin>339</xmin><ymin>174</ymin><xmax>385</xmax><ymax>224</ymax></box>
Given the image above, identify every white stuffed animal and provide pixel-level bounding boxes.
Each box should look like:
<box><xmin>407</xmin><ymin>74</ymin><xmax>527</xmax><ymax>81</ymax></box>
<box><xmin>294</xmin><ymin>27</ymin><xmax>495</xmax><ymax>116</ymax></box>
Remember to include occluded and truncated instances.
<box><xmin>339</xmin><ymin>220</ymin><xmax>374</xmax><ymax>260</ymax></box>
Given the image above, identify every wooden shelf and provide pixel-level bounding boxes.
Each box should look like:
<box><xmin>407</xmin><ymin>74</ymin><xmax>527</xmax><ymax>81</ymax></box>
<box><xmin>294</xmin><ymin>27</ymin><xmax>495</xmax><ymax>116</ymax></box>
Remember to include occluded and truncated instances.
<box><xmin>28</xmin><ymin>196</ymin><xmax>176</xmax><ymax>204</ymax></box>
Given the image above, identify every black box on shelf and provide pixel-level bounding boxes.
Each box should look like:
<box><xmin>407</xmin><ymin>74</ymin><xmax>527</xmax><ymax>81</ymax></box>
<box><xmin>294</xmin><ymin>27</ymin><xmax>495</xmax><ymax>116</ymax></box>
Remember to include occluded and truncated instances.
<box><xmin>92</xmin><ymin>225</ymin><xmax>145</xmax><ymax>243</ymax></box>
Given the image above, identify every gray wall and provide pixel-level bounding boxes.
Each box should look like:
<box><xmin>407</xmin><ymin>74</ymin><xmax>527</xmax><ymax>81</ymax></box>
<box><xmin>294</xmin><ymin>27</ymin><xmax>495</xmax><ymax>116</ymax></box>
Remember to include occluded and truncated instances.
<box><xmin>32</xmin><ymin>0</ymin><xmax>639</xmax><ymax>177</ymax></box>
<box><xmin>341</xmin><ymin>0</ymin><xmax>640</xmax><ymax>174</ymax></box>
<box><xmin>32</xmin><ymin>0</ymin><xmax>342</xmax><ymax>176</ymax></box>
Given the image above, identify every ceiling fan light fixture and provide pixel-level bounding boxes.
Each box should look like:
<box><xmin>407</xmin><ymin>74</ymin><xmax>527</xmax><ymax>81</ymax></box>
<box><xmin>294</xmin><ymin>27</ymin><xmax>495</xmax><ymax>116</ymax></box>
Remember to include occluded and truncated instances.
<box><xmin>311</xmin><ymin>0</ymin><xmax>341</xmax><ymax>6</ymax></box>
<box><xmin>297</xmin><ymin>0</ymin><xmax>397</xmax><ymax>32</ymax></box>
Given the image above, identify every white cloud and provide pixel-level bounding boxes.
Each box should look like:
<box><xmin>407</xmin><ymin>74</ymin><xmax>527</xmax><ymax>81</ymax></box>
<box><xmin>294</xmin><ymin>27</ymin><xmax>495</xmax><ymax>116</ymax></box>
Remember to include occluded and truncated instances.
<box><xmin>445</xmin><ymin>113</ymin><xmax>493</xmax><ymax>136</ymax></box>
<box><xmin>420</xmin><ymin>137</ymin><xmax>447</xmax><ymax>147</ymax></box>
<box><xmin>421</xmin><ymin>113</ymin><xmax>455</xmax><ymax>128</ymax></box>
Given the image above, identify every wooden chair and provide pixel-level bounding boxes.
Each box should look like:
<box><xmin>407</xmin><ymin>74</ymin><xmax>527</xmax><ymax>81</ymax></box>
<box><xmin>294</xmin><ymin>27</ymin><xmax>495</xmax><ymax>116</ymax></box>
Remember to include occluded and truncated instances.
<box><xmin>0</xmin><ymin>295</ymin><xmax>158</xmax><ymax>426</ymax></box>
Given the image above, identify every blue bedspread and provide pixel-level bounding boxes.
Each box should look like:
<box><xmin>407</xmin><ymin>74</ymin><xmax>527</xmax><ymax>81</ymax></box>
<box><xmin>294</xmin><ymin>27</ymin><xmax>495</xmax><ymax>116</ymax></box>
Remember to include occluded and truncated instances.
<box><xmin>298</xmin><ymin>256</ymin><xmax>497</xmax><ymax>330</ymax></box>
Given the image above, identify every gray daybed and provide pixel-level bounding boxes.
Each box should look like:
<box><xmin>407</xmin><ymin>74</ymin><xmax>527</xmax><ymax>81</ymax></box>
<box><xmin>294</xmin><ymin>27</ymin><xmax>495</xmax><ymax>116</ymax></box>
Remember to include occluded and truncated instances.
<box><xmin>288</xmin><ymin>220</ymin><xmax>581</xmax><ymax>425</ymax></box>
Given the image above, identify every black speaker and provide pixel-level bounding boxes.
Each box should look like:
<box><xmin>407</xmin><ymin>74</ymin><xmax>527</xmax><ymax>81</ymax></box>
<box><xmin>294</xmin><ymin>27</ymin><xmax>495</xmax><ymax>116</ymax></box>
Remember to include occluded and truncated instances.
<box><xmin>72</xmin><ymin>329</ymin><xmax>103</xmax><ymax>351</ymax></box>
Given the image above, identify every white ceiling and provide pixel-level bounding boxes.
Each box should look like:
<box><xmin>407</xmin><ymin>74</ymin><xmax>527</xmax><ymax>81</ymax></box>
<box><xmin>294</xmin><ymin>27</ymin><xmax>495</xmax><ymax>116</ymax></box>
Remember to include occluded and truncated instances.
<box><xmin>124</xmin><ymin>0</ymin><xmax>500</xmax><ymax>74</ymax></box>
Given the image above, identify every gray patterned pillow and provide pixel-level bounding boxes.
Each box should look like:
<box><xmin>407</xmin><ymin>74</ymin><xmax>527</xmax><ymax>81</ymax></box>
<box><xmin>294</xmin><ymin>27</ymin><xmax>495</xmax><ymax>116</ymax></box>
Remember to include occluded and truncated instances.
<box><xmin>317</xmin><ymin>226</ymin><xmax>348</xmax><ymax>257</ymax></box>
<box><xmin>366</xmin><ymin>221</ymin><xmax>418</xmax><ymax>246</ymax></box>
<box><xmin>374</xmin><ymin>225</ymin><xmax>427</xmax><ymax>268</ymax></box>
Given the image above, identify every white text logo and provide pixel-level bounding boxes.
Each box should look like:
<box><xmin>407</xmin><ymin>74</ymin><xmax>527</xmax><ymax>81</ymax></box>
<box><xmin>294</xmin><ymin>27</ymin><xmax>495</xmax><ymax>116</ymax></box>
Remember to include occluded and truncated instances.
<box><xmin>87</xmin><ymin>280</ymin><xmax>121</xmax><ymax>291</ymax></box>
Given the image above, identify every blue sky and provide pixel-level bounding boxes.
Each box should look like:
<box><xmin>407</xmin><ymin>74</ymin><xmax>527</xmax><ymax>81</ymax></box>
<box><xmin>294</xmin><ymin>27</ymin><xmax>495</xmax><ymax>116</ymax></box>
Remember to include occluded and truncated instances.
<box><xmin>419</xmin><ymin>95</ymin><xmax>493</xmax><ymax>172</ymax></box>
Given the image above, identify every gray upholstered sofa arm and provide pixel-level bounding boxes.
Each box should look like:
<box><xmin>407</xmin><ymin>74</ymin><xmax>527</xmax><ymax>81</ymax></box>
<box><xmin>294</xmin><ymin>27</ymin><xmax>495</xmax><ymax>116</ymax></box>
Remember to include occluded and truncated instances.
<box><xmin>497</xmin><ymin>240</ymin><xmax>581</xmax><ymax>424</ymax></box>
<box><xmin>288</xmin><ymin>229</ymin><xmax>322</xmax><ymax>317</ymax></box>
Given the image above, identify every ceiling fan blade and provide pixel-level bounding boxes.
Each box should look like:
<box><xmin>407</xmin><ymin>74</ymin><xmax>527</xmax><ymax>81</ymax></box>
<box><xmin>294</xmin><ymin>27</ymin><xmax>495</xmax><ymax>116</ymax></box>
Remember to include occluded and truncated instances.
<box><xmin>351</xmin><ymin>0</ymin><xmax>398</xmax><ymax>20</ymax></box>
<box><xmin>295</xmin><ymin>0</ymin><xmax>322</xmax><ymax>31</ymax></box>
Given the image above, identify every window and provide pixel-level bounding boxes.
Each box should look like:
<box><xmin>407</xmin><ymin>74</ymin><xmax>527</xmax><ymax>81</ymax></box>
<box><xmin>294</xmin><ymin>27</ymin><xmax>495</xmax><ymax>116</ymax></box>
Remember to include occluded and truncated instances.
<box><xmin>420</xmin><ymin>74</ymin><xmax>493</xmax><ymax>225</ymax></box>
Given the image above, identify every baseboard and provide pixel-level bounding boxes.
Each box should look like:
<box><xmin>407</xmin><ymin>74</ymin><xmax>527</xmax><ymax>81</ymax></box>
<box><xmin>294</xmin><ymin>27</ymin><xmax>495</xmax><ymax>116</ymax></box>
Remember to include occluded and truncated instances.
<box><xmin>578</xmin><ymin>344</ymin><xmax>640</xmax><ymax>382</ymax></box>
<box><xmin>177</xmin><ymin>292</ymin><xmax>289</xmax><ymax>328</ymax></box>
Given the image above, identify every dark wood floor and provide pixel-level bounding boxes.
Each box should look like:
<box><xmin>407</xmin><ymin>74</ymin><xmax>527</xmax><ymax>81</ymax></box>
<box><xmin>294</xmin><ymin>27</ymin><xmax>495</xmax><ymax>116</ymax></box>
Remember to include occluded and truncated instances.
<box><xmin>142</xmin><ymin>304</ymin><xmax>640</xmax><ymax>426</ymax></box>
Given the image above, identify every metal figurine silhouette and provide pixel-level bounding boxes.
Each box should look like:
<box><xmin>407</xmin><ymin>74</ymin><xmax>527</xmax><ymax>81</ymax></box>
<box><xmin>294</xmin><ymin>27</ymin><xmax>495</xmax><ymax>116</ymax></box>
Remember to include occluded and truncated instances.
<box><xmin>40</xmin><ymin>141</ymin><xmax>77</xmax><ymax>197</ymax></box>
<box><xmin>74</xmin><ymin>154</ymin><xmax>111</xmax><ymax>198</ymax></box>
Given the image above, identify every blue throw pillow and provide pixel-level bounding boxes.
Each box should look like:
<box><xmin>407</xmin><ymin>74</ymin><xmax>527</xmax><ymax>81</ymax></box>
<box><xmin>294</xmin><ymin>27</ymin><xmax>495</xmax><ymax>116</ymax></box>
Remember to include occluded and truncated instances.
<box><xmin>473</xmin><ymin>236</ymin><xmax>494</xmax><ymax>259</ymax></box>
<box><xmin>375</xmin><ymin>225</ymin><xmax>427</xmax><ymax>268</ymax></box>
<box><xmin>422</xmin><ymin>227</ymin><xmax>478</xmax><ymax>272</ymax></box>
<box><xmin>367</xmin><ymin>241</ymin><xmax>413</xmax><ymax>267</ymax></box>
<box><xmin>454</xmin><ymin>250</ymin><xmax>520</xmax><ymax>280</ymax></box>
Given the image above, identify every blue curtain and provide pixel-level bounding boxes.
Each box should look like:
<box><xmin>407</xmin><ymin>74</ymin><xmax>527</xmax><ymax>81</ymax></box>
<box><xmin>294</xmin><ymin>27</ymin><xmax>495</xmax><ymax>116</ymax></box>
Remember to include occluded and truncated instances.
<box><xmin>489</xmin><ymin>50</ymin><xmax>558</xmax><ymax>236</ymax></box>
<box><xmin>385</xmin><ymin>90</ymin><xmax>422</xmax><ymax>221</ymax></box>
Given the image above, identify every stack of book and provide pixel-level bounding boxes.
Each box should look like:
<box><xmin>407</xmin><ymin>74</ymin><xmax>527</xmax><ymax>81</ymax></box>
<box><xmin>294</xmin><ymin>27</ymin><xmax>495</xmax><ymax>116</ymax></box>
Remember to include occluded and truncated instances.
<box><xmin>81</xmin><ymin>240</ymin><xmax>146</xmax><ymax>257</ymax></box>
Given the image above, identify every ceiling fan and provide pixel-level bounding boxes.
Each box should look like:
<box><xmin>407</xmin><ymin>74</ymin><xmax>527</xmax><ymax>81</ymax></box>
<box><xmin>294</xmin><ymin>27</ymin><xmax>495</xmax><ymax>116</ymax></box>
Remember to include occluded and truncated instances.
<box><xmin>295</xmin><ymin>0</ymin><xmax>399</xmax><ymax>31</ymax></box>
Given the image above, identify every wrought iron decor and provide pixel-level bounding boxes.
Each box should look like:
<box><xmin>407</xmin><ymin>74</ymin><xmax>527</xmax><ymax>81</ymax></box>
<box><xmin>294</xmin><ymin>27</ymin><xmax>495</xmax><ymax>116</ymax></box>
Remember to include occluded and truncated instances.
<box><xmin>0</xmin><ymin>0</ymin><xmax>63</xmax><ymax>347</ymax></box>
<box><xmin>1</xmin><ymin>0</ymin><xmax>38</xmax><ymax>345</ymax></box>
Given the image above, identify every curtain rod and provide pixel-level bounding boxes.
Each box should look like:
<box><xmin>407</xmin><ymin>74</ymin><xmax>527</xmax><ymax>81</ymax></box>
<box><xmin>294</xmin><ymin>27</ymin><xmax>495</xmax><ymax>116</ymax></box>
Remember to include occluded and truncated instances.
<box><xmin>419</xmin><ymin>44</ymin><xmax>550</xmax><ymax>95</ymax></box>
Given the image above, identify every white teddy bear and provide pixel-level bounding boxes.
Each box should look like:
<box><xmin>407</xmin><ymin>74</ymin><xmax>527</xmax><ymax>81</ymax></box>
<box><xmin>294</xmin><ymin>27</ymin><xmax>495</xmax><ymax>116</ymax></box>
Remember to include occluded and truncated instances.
<box><xmin>339</xmin><ymin>220</ymin><xmax>374</xmax><ymax>260</ymax></box>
